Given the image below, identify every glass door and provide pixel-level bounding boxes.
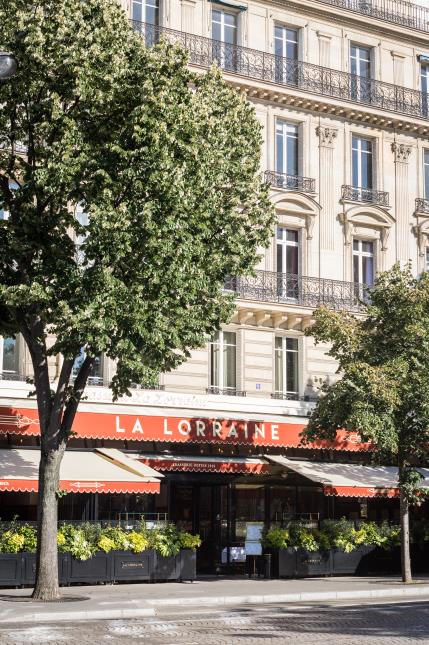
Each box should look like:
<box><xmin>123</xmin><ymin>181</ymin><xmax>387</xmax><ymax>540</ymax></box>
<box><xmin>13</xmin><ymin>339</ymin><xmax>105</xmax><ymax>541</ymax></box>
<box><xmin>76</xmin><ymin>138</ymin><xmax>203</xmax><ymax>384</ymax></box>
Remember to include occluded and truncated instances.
<box><xmin>276</xmin><ymin>226</ymin><xmax>299</xmax><ymax>300</ymax></box>
<box><xmin>212</xmin><ymin>9</ymin><xmax>238</xmax><ymax>72</ymax></box>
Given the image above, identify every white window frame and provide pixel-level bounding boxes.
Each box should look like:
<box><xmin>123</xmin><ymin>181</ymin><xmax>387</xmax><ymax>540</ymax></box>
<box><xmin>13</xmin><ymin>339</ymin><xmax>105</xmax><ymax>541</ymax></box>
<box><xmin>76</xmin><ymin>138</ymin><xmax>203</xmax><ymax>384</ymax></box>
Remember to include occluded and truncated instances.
<box><xmin>352</xmin><ymin>238</ymin><xmax>375</xmax><ymax>285</ymax></box>
<box><xmin>274</xmin><ymin>336</ymin><xmax>299</xmax><ymax>398</ymax></box>
<box><xmin>352</xmin><ymin>135</ymin><xmax>374</xmax><ymax>190</ymax></box>
<box><xmin>131</xmin><ymin>0</ymin><xmax>160</xmax><ymax>25</ymax></box>
<box><xmin>209</xmin><ymin>330</ymin><xmax>237</xmax><ymax>392</ymax></box>
<box><xmin>350</xmin><ymin>43</ymin><xmax>372</xmax><ymax>78</ymax></box>
<box><xmin>0</xmin><ymin>336</ymin><xmax>18</xmax><ymax>374</ymax></box>
<box><xmin>275</xmin><ymin>120</ymin><xmax>299</xmax><ymax>177</ymax></box>
<box><xmin>211</xmin><ymin>7</ymin><xmax>238</xmax><ymax>44</ymax></box>
<box><xmin>276</xmin><ymin>226</ymin><xmax>300</xmax><ymax>275</ymax></box>
<box><xmin>274</xmin><ymin>24</ymin><xmax>299</xmax><ymax>60</ymax></box>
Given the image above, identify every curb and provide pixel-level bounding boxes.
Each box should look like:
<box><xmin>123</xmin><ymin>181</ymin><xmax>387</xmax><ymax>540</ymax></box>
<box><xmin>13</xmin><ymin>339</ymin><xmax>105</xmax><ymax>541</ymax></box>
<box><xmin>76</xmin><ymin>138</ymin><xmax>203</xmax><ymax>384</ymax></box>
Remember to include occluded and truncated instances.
<box><xmin>1</xmin><ymin>585</ymin><xmax>428</xmax><ymax>623</ymax></box>
<box><xmin>0</xmin><ymin>607</ymin><xmax>155</xmax><ymax>624</ymax></box>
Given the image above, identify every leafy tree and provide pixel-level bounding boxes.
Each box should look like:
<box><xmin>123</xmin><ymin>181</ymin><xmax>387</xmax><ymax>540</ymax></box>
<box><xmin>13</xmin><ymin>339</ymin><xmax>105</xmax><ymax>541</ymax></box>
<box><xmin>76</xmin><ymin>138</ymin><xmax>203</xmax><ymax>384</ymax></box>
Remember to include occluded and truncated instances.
<box><xmin>0</xmin><ymin>0</ymin><xmax>273</xmax><ymax>599</ymax></box>
<box><xmin>303</xmin><ymin>265</ymin><xmax>429</xmax><ymax>582</ymax></box>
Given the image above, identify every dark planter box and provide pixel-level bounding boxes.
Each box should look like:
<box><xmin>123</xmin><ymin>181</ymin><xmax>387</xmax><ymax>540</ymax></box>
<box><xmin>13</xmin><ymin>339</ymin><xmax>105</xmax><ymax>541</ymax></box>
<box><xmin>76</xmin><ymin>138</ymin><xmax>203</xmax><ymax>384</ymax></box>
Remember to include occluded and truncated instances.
<box><xmin>0</xmin><ymin>553</ymin><xmax>22</xmax><ymax>587</ymax></box>
<box><xmin>68</xmin><ymin>551</ymin><xmax>111</xmax><ymax>584</ymax></box>
<box><xmin>295</xmin><ymin>549</ymin><xmax>332</xmax><ymax>577</ymax></box>
<box><xmin>153</xmin><ymin>553</ymin><xmax>180</xmax><ymax>581</ymax></box>
<box><xmin>111</xmin><ymin>550</ymin><xmax>155</xmax><ymax>582</ymax></box>
<box><xmin>179</xmin><ymin>549</ymin><xmax>196</xmax><ymax>581</ymax></box>
<box><xmin>21</xmin><ymin>552</ymin><xmax>69</xmax><ymax>585</ymax></box>
<box><xmin>264</xmin><ymin>548</ymin><xmax>297</xmax><ymax>578</ymax></box>
<box><xmin>332</xmin><ymin>546</ymin><xmax>374</xmax><ymax>575</ymax></box>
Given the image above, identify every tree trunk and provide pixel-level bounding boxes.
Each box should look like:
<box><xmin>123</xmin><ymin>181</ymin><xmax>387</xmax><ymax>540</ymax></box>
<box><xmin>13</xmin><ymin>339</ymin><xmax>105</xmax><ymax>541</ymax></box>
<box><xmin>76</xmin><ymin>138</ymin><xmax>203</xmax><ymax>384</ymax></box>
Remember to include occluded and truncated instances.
<box><xmin>32</xmin><ymin>446</ymin><xmax>64</xmax><ymax>600</ymax></box>
<box><xmin>399</xmin><ymin>489</ymin><xmax>412</xmax><ymax>584</ymax></box>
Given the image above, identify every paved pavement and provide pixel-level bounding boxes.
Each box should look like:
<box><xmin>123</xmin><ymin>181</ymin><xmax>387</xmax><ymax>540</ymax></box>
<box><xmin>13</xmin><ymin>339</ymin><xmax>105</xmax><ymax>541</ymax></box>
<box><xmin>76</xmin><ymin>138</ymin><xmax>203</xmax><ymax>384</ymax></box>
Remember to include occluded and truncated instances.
<box><xmin>1</xmin><ymin>576</ymin><xmax>429</xmax><ymax>624</ymax></box>
<box><xmin>0</xmin><ymin>599</ymin><xmax>428</xmax><ymax>644</ymax></box>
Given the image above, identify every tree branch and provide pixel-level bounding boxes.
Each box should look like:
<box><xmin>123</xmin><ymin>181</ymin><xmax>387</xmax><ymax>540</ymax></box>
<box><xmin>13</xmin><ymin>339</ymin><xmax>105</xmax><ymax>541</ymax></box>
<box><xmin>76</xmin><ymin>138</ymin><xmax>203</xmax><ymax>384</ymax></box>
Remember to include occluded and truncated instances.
<box><xmin>60</xmin><ymin>355</ymin><xmax>94</xmax><ymax>441</ymax></box>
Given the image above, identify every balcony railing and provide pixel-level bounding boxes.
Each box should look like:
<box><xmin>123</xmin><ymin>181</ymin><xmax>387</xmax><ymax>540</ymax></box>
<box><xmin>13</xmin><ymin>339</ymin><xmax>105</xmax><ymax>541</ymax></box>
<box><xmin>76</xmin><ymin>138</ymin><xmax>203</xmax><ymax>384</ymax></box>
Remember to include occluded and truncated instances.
<box><xmin>341</xmin><ymin>185</ymin><xmax>389</xmax><ymax>207</ymax></box>
<box><xmin>415</xmin><ymin>198</ymin><xmax>429</xmax><ymax>214</ymax></box>
<box><xmin>224</xmin><ymin>271</ymin><xmax>369</xmax><ymax>311</ymax></box>
<box><xmin>264</xmin><ymin>171</ymin><xmax>316</xmax><ymax>193</ymax></box>
<box><xmin>316</xmin><ymin>0</ymin><xmax>429</xmax><ymax>34</ymax></box>
<box><xmin>132</xmin><ymin>20</ymin><xmax>429</xmax><ymax>122</ymax></box>
<box><xmin>271</xmin><ymin>392</ymin><xmax>319</xmax><ymax>402</ymax></box>
<box><xmin>206</xmin><ymin>387</ymin><xmax>247</xmax><ymax>397</ymax></box>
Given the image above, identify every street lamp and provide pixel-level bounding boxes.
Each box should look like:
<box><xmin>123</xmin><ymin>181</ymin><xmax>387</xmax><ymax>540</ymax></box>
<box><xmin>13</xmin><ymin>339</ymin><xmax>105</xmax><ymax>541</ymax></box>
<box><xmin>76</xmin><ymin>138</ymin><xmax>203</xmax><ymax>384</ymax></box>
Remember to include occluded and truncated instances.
<box><xmin>0</xmin><ymin>52</ymin><xmax>17</xmax><ymax>79</ymax></box>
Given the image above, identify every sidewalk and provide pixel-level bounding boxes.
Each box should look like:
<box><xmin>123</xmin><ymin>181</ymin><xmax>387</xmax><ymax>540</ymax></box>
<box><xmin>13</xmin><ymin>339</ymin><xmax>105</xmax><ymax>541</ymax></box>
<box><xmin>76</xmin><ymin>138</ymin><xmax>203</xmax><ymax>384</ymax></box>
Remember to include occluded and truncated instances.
<box><xmin>1</xmin><ymin>576</ymin><xmax>428</xmax><ymax>624</ymax></box>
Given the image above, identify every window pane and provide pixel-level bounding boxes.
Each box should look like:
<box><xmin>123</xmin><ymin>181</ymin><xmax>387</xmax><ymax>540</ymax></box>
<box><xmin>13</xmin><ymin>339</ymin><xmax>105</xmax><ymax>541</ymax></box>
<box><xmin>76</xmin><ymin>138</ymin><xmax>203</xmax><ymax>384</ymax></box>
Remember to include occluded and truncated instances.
<box><xmin>286</xmin><ymin>244</ymin><xmax>299</xmax><ymax>275</ymax></box>
<box><xmin>352</xmin><ymin>147</ymin><xmax>359</xmax><ymax>187</ymax></box>
<box><xmin>274</xmin><ymin>346</ymin><xmax>283</xmax><ymax>392</ymax></box>
<box><xmin>2</xmin><ymin>338</ymin><xmax>17</xmax><ymax>372</ymax></box>
<box><xmin>275</xmin><ymin>337</ymin><xmax>283</xmax><ymax>349</ymax></box>
<box><xmin>210</xmin><ymin>342</ymin><xmax>220</xmax><ymax>387</ymax></box>
<box><xmin>362</xmin><ymin>240</ymin><xmax>374</xmax><ymax>254</ymax></box>
<box><xmin>287</xmin><ymin>132</ymin><xmax>298</xmax><ymax>175</ymax></box>
<box><xmin>276</xmin><ymin>242</ymin><xmax>284</xmax><ymax>273</ymax></box>
<box><xmin>286</xmin><ymin>350</ymin><xmax>298</xmax><ymax>394</ymax></box>
<box><xmin>353</xmin><ymin>239</ymin><xmax>359</xmax><ymax>251</ymax></box>
<box><xmin>223</xmin><ymin>331</ymin><xmax>236</xmax><ymax>346</ymax></box>
<box><xmin>353</xmin><ymin>253</ymin><xmax>360</xmax><ymax>283</ymax></box>
<box><xmin>224</xmin><ymin>341</ymin><xmax>236</xmax><ymax>389</ymax></box>
<box><xmin>286</xmin><ymin>338</ymin><xmax>298</xmax><ymax>351</ymax></box>
<box><xmin>362</xmin><ymin>255</ymin><xmax>374</xmax><ymax>285</ymax></box>
<box><xmin>286</xmin><ymin>229</ymin><xmax>298</xmax><ymax>243</ymax></box>
<box><xmin>424</xmin><ymin>150</ymin><xmax>429</xmax><ymax>198</ymax></box>
<box><xmin>132</xmin><ymin>0</ymin><xmax>142</xmax><ymax>21</ymax></box>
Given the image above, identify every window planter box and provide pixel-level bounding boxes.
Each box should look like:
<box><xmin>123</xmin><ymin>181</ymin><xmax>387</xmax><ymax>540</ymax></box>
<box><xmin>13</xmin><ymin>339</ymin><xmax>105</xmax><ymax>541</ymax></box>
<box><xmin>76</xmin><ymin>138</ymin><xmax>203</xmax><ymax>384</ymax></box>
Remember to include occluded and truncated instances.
<box><xmin>111</xmin><ymin>550</ymin><xmax>155</xmax><ymax>582</ymax></box>
<box><xmin>179</xmin><ymin>549</ymin><xmax>197</xmax><ymax>581</ymax></box>
<box><xmin>0</xmin><ymin>553</ymin><xmax>22</xmax><ymax>587</ymax></box>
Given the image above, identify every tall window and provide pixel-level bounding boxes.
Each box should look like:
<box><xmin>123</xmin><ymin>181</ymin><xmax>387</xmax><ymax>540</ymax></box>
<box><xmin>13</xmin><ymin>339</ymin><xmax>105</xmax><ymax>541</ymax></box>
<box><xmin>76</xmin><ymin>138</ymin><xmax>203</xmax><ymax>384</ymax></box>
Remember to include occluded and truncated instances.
<box><xmin>274</xmin><ymin>25</ymin><xmax>298</xmax><ymax>84</ymax></box>
<box><xmin>274</xmin><ymin>337</ymin><xmax>299</xmax><ymax>399</ymax></box>
<box><xmin>0</xmin><ymin>182</ymin><xmax>18</xmax><ymax>220</ymax></box>
<box><xmin>132</xmin><ymin>0</ymin><xmax>159</xmax><ymax>46</ymax></box>
<box><xmin>352</xmin><ymin>136</ymin><xmax>373</xmax><ymax>191</ymax></box>
<box><xmin>425</xmin><ymin>247</ymin><xmax>429</xmax><ymax>273</ymax></box>
<box><xmin>72</xmin><ymin>348</ymin><xmax>103</xmax><ymax>386</ymax></box>
<box><xmin>424</xmin><ymin>150</ymin><xmax>429</xmax><ymax>198</ymax></box>
<box><xmin>276</xmin><ymin>227</ymin><xmax>299</xmax><ymax>299</ymax></box>
<box><xmin>350</xmin><ymin>44</ymin><xmax>372</xmax><ymax>101</ymax></box>
<box><xmin>211</xmin><ymin>9</ymin><xmax>237</xmax><ymax>71</ymax></box>
<box><xmin>132</xmin><ymin>0</ymin><xmax>159</xmax><ymax>25</ymax></box>
<box><xmin>1</xmin><ymin>337</ymin><xmax>18</xmax><ymax>374</ymax></box>
<box><xmin>421</xmin><ymin>65</ymin><xmax>429</xmax><ymax>116</ymax></box>
<box><xmin>353</xmin><ymin>239</ymin><xmax>374</xmax><ymax>286</ymax></box>
<box><xmin>275</xmin><ymin>121</ymin><xmax>298</xmax><ymax>177</ymax></box>
<box><xmin>209</xmin><ymin>331</ymin><xmax>236</xmax><ymax>393</ymax></box>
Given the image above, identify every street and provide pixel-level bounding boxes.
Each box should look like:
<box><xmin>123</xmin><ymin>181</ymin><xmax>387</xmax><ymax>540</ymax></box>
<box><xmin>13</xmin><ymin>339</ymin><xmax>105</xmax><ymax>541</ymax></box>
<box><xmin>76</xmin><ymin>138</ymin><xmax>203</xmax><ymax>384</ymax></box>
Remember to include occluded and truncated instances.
<box><xmin>0</xmin><ymin>599</ymin><xmax>428</xmax><ymax>644</ymax></box>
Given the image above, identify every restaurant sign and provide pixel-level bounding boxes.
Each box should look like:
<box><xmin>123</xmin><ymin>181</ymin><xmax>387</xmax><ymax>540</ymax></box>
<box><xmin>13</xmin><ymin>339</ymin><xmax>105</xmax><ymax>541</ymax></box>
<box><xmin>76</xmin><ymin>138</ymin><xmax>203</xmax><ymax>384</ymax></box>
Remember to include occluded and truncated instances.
<box><xmin>0</xmin><ymin>406</ymin><xmax>371</xmax><ymax>451</ymax></box>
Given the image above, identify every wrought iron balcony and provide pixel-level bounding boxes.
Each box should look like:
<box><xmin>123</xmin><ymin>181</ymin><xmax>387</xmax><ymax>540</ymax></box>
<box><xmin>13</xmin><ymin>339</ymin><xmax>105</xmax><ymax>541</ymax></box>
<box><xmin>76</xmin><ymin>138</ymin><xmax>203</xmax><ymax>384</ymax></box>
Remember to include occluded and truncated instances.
<box><xmin>132</xmin><ymin>20</ymin><xmax>429</xmax><ymax>122</ymax></box>
<box><xmin>206</xmin><ymin>387</ymin><xmax>247</xmax><ymax>397</ymax></box>
<box><xmin>224</xmin><ymin>271</ymin><xmax>369</xmax><ymax>311</ymax></box>
<box><xmin>316</xmin><ymin>0</ymin><xmax>429</xmax><ymax>34</ymax></box>
<box><xmin>271</xmin><ymin>392</ymin><xmax>319</xmax><ymax>402</ymax></box>
<box><xmin>341</xmin><ymin>185</ymin><xmax>389</xmax><ymax>207</ymax></box>
<box><xmin>264</xmin><ymin>171</ymin><xmax>316</xmax><ymax>194</ymax></box>
<box><xmin>415</xmin><ymin>198</ymin><xmax>429</xmax><ymax>214</ymax></box>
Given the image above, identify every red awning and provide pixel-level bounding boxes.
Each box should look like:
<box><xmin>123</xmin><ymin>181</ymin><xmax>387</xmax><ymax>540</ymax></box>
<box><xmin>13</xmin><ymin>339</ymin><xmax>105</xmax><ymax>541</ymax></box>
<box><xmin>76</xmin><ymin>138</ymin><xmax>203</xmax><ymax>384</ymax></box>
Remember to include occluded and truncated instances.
<box><xmin>139</xmin><ymin>454</ymin><xmax>270</xmax><ymax>474</ymax></box>
<box><xmin>264</xmin><ymin>455</ymin><xmax>429</xmax><ymax>498</ymax></box>
<box><xmin>0</xmin><ymin>448</ymin><xmax>161</xmax><ymax>494</ymax></box>
<box><xmin>0</xmin><ymin>405</ymin><xmax>371</xmax><ymax>452</ymax></box>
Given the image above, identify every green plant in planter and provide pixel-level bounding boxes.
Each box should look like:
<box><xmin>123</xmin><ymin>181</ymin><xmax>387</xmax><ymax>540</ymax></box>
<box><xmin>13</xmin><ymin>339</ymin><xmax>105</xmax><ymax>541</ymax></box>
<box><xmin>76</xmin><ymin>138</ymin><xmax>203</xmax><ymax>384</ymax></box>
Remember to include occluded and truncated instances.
<box><xmin>148</xmin><ymin>524</ymin><xmax>181</xmax><ymax>557</ymax></box>
<box><xmin>179</xmin><ymin>532</ymin><xmax>202</xmax><ymax>550</ymax></box>
<box><xmin>320</xmin><ymin>518</ymin><xmax>357</xmax><ymax>553</ymax></box>
<box><xmin>262</xmin><ymin>528</ymin><xmax>290</xmax><ymax>550</ymax></box>
<box><xmin>289</xmin><ymin>524</ymin><xmax>319</xmax><ymax>552</ymax></box>
<box><xmin>0</xmin><ymin>530</ymin><xmax>25</xmax><ymax>553</ymax></box>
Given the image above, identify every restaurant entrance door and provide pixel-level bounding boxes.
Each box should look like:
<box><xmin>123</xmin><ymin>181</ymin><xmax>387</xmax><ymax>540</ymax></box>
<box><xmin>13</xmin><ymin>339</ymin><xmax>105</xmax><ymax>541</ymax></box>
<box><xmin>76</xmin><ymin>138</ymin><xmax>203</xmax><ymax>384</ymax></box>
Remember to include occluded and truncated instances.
<box><xmin>170</xmin><ymin>481</ymin><xmax>230</xmax><ymax>573</ymax></box>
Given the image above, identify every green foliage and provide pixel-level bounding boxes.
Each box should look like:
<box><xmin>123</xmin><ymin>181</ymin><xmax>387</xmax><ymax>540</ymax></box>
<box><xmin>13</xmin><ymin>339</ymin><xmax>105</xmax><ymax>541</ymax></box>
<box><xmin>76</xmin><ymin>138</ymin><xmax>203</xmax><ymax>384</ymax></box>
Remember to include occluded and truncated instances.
<box><xmin>0</xmin><ymin>522</ymin><xmax>200</xmax><ymax>559</ymax></box>
<box><xmin>262</xmin><ymin>527</ymin><xmax>290</xmax><ymax>549</ymax></box>
<box><xmin>303</xmin><ymin>265</ymin><xmax>429</xmax><ymax>503</ymax></box>
<box><xmin>178</xmin><ymin>532</ymin><xmax>202</xmax><ymax>550</ymax></box>
<box><xmin>263</xmin><ymin>520</ymin><xmax>404</xmax><ymax>553</ymax></box>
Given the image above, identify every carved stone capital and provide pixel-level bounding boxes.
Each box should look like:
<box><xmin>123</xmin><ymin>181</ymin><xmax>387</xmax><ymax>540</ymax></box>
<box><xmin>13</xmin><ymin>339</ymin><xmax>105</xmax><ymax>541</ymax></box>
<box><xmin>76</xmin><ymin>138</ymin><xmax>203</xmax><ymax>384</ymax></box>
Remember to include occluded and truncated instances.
<box><xmin>316</xmin><ymin>126</ymin><xmax>338</xmax><ymax>147</ymax></box>
<box><xmin>391</xmin><ymin>142</ymin><xmax>412</xmax><ymax>163</ymax></box>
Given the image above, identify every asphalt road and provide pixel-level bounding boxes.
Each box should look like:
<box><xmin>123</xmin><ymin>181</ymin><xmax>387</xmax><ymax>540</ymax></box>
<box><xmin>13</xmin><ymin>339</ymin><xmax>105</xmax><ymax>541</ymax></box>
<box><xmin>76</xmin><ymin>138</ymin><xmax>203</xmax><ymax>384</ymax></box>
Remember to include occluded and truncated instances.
<box><xmin>0</xmin><ymin>599</ymin><xmax>428</xmax><ymax>644</ymax></box>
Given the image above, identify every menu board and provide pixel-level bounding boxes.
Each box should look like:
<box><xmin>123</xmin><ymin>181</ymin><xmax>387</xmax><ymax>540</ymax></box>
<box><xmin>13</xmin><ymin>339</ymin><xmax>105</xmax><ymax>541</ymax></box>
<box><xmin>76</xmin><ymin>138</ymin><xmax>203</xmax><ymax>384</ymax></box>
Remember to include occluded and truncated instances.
<box><xmin>244</xmin><ymin>522</ymin><xmax>264</xmax><ymax>556</ymax></box>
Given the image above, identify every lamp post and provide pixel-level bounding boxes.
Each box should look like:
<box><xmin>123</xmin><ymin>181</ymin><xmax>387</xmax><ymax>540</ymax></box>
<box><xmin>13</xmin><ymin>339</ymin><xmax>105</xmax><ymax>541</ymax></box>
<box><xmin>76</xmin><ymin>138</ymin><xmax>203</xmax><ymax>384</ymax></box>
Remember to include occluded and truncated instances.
<box><xmin>0</xmin><ymin>52</ymin><xmax>17</xmax><ymax>79</ymax></box>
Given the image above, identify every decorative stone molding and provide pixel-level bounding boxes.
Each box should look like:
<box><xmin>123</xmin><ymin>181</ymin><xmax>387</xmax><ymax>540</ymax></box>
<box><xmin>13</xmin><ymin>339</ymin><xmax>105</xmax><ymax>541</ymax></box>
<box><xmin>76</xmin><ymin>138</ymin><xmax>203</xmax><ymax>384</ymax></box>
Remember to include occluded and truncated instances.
<box><xmin>391</xmin><ymin>142</ymin><xmax>412</xmax><ymax>163</ymax></box>
<box><xmin>340</xmin><ymin>204</ymin><xmax>394</xmax><ymax>251</ymax></box>
<box><xmin>316</xmin><ymin>125</ymin><xmax>338</xmax><ymax>147</ymax></box>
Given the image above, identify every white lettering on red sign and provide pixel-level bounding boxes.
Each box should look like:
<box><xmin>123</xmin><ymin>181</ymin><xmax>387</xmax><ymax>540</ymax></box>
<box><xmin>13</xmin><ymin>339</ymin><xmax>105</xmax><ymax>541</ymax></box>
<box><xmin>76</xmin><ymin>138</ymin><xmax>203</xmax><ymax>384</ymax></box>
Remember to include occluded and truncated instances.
<box><xmin>115</xmin><ymin>416</ymin><xmax>125</xmax><ymax>433</ymax></box>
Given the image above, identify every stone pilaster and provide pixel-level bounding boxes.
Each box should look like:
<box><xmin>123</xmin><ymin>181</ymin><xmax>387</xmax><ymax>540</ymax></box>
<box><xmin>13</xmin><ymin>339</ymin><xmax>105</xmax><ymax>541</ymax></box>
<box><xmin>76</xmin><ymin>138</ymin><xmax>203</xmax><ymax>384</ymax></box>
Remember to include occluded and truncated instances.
<box><xmin>316</xmin><ymin>126</ymin><xmax>338</xmax><ymax>251</ymax></box>
<box><xmin>391</xmin><ymin>142</ymin><xmax>412</xmax><ymax>264</ymax></box>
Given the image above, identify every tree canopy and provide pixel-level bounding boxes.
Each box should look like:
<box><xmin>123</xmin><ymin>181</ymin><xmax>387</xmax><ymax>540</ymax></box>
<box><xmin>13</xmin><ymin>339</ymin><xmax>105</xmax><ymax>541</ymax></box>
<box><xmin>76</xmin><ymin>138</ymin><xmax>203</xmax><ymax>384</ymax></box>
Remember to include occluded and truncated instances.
<box><xmin>303</xmin><ymin>266</ymin><xmax>429</xmax><ymax>581</ymax></box>
<box><xmin>0</xmin><ymin>0</ymin><xmax>273</xmax><ymax>599</ymax></box>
